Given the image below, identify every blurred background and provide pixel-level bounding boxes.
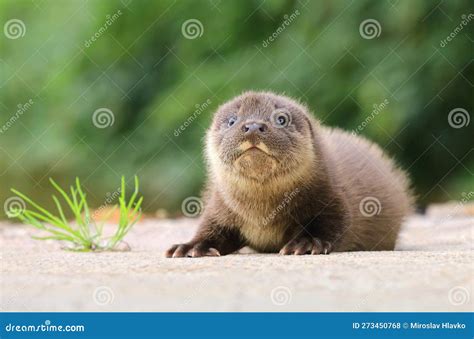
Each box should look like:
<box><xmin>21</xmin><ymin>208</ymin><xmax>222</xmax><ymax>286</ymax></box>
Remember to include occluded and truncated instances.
<box><xmin>0</xmin><ymin>0</ymin><xmax>472</xmax><ymax>218</ymax></box>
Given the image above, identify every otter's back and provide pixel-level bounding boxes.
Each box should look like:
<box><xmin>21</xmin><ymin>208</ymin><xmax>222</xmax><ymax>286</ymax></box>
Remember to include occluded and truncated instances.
<box><xmin>320</xmin><ymin>127</ymin><xmax>413</xmax><ymax>251</ymax></box>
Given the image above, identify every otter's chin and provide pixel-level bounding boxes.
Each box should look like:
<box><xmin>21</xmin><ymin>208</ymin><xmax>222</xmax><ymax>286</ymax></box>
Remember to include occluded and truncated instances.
<box><xmin>233</xmin><ymin>148</ymin><xmax>278</xmax><ymax>180</ymax></box>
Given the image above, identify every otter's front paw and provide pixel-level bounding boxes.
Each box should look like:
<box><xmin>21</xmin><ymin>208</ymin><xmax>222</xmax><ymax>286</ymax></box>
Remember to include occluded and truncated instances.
<box><xmin>279</xmin><ymin>237</ymin><xmax>332</xmax><ymax>255</ymax></box>
<box><xmin>165</xmin><ymin>242</ymin><xmax>220</xmax><ymax>258</ymax></box>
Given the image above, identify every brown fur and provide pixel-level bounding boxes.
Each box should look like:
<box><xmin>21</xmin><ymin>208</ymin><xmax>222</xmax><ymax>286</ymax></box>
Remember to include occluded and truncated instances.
<box><xmin>166</xmin><ymin>91</ymin><xmax>414</xmax><ymax>258</ymax></box>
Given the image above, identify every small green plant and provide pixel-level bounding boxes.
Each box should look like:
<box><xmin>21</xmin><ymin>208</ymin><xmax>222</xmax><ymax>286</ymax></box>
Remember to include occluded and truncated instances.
<box><xmin>8</xmin><ymin>176</ymin><xmax>143</xmax><ymax>251</ymax></box>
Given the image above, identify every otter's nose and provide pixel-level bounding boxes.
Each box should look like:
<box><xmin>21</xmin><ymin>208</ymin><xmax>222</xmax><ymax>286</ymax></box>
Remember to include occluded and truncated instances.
<box><xmin>242</xmin><ymin>122</ymin><xmax>267</xmax><ymax>134</ymax></box>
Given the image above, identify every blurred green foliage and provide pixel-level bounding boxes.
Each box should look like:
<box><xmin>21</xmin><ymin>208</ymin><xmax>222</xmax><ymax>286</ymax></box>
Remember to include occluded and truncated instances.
<box><xmin>0</xmin><ymin>0</ymin><xmax>472</xmax><ymax>217</ymax></box>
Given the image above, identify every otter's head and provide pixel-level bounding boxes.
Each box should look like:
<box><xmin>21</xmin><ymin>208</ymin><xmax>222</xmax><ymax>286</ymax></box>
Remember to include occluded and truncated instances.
<box><xmin>206</xmin><ymin>91</ymin><xmax>317</xmax><ymax>184</ymax></box>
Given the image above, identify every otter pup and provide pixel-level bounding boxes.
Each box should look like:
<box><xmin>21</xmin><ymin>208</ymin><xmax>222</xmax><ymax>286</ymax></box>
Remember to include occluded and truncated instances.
<box><xmin>166</xmin><ymin>91</ymin><xmax>413</xmax><ymax>257</ymax></box>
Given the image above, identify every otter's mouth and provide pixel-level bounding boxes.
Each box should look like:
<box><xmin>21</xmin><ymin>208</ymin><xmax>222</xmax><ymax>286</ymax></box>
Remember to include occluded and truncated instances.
<box><xmin>233</xmin><ymin>141</ymin><xmax>278</xmax><ymax>179</ymax></box>
<box><xmin>238</xmin><ymin>141</ymin><xmax>271</xmax><ymax>156</ymax></box>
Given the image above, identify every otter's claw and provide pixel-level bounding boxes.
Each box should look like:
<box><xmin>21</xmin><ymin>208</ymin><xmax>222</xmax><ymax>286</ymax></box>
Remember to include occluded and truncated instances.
<box><xmin>166</xmin><ymin>243</ymin><xmax>220</xmax><ymax>258</ymax></box>
<box><xmin>279</xmin><ymin>237</ymin><xmax>332</xmax><ymax>255</ymax></box>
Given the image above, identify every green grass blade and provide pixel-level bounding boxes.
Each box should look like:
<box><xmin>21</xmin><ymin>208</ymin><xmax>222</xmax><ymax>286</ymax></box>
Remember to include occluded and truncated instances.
<box><xmin>52</xmin><ymin>195</ymin><xmax>68</xmax><ymax>225</ymax></box>
<box><xmin>49</xmin><ymin>178</ymin><xmax>78</xmax><ymax>215</ymax></box>
<box><xmin>11</xmin><ymin>176</ymin><xmax>141</xmax><ymax>252</ymax></box>
<box><xmin>23</xmin><ymin>210</ymin><xmax>84</xmax><ymax>240</ymax></box>
<box><xmin>75</xmin><ymin>178</ymin><xmax>93</xmax><ymax>237</ymax></box>
<box><xmin>49</xmin><ymin>178</ymin><xmax>89</xmax><ymax>242</ymax></box>
<box><xmin>69</xmin><ymin>185</ymin><xmax>89</xmax><ymax>240</ymax></box>
<box><xmin>10</xmin><ymin>189</ymin><xmax>64</xmax><ymax>226</ymax></box>
<box><xmin>108</xmin><ymin>191</ymin><xmax>143</xmax><ymax>249</ymax></box>
<box><xmin>16</xmin><ymin>211</ymin><xmax>45</xmax><ymax>230</ymax></box>
<box><xmin>126</xmin><ymin>176</ymin><xmax>139</xmax><ymax>210</ymax></box>
<box><xmin>122</xmin><ymin>209</ymin><xmax>142</xmax><ymax>238</ymax></box>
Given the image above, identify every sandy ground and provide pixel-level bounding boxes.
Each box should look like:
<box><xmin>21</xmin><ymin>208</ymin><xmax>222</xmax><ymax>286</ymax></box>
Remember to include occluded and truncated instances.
<box><xmin>1</xmin><ymin>204</ymin><xmax>473</xmax><ymax>312</ymax></box>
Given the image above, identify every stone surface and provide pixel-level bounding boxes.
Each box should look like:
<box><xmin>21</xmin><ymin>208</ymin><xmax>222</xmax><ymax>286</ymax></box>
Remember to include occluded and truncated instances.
<box><xmin>1</xmin><ymin>208</ymin><xmax>473</xmax><ymax>312</ymax></box>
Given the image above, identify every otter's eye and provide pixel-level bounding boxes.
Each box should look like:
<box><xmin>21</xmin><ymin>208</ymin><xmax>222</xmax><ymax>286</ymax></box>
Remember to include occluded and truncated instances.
<box><xmin>271</xmin><ymin>109</ymin><xmax>292</xmax><ymax>128</ymax></box>
<box><xmin>227</xmin><ymin>116</ymin><xmax>237</xmax><ymax>127</ymax></box>
<box><xmin>277</xmin><ymin>115</ymin><xmax>287</xmax><ymax>126</ymax></box>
